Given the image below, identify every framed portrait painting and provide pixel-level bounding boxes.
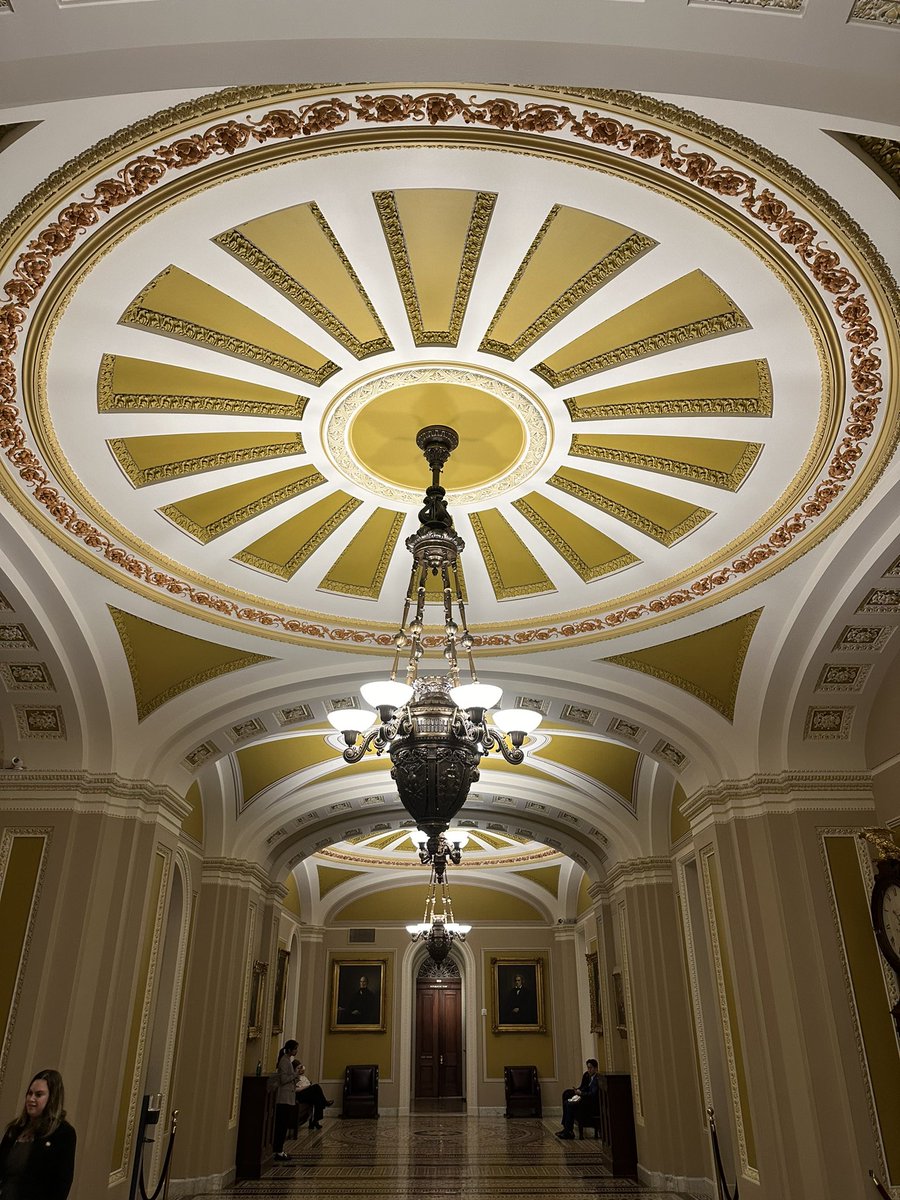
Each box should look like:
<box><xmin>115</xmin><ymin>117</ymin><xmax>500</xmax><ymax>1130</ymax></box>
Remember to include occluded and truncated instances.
<box><xmin>247</xmin><ymin>959</ymin><xmax>267</xmax><ymax>1040</ymax></box>
<box><xmin>271</xmin><ymin>947</ymin><xmax>289</xmax><ymax>1036</ymax></box>
<box><xmin>612</xmin><ymin>968</ymin><xmax>627</xmax><ymax>1038</ymax></box>
<box><xmin>330</xmin><ymin>958</ymin><xmax>387</xmax><ymax>1032</ymax></box>
<box><xmin>586</xmin><ymin>950</ymin><xmax>603</xmax><ymax>1035</ymax></box>
<box><xmin>491</xmin><ymin>955</ymin><xmax>546</xmax><ymax>1033</ymax></box>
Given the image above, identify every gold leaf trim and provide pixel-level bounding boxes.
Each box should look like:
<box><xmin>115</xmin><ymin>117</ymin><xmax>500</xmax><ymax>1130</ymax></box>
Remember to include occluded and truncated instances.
<box><xmin>97</xmin><ymin>353</ymin><xmax>308</xmax><ymax>419</ymax></box>
<box><xmin>373</xmin><ymin>189</ymin><xmax>496</xmax><ymax>346</ymax></box>
<box><xmin>548</xmin><ymin>473</ymin><xmax>711</xmax><ymax>546</ymax></box>
<box><xmin>481</xmin><ymin>223</ymin><xmax>657</xmax><ymax>359</ymax></box>
<box><xmin>214</xmin><ymin>215</ymin><xmax>392</xmax><ymax>360</ymax></box>
<box><xmin>513</xmin><ymin>497</ymin><xmax>639</xmax><ymax>582</ymax></box>
<box><xmin>160</xmin><ymin>469</ymin><xmax>327</xmax><ymax>544</ymax></box>
<box><xmin>318</xmin><ymin>510</ymin><xmax>405</xmax><ymax>599</ymax></box>
<box><xmin>564</xmin><ymin>359</ymin><xmax>773</xmax><ymax>421</ymax></box>
<box><xmin>535</xmin><ymin>309</ymin><xmax>750</xmax><ymax>388</ymax></box>
<box><xmin>108</xmin><ymin>434</ymin><xmax>305</xmax><ymax>488</ymax></box>
<box><xmin>569</xmin><ymin>439</ymin><xmax>762</xmax><ymax>491</ymax></box>
<box><xmin>234</xmin><ymin>497</ymin><xmax>361</xmax><ymax>581</ymax></box>
<box><xmin>469</xmin><ymin>512</ymin><xmax>556</xmax><ymax>600</ymax></box>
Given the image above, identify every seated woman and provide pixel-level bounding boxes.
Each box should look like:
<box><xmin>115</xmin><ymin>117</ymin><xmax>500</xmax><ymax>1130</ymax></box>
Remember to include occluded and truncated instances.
<box><xmin>293</xmin><ymin>1059</ymin><xmax>333</xmax><ymax>1131</ymax></box>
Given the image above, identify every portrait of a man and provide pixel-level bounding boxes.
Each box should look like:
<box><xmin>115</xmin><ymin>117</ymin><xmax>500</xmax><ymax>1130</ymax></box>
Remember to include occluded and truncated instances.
<box><xmin>331</xmin><ymin>960</ymin><xmax>386</xmax><ymax>1030</ymax></box>
<box><xmin>492</xmin><ymin>958</ymin><xmax>545</xmax><ymax>1031</ymax></box>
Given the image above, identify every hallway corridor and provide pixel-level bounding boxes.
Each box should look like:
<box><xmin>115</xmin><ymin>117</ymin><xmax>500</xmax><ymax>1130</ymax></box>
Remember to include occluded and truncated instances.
<box><xmin>201</xmin><ymin>1115</ymin><xmax>703</xmax><ymax>1198</ymax></box>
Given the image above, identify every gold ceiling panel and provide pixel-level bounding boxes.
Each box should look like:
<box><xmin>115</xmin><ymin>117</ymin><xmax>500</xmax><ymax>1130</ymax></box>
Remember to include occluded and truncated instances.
<box><xmin>534</xmin><ymin>735</ymin><xmax>639</xmax><ymax>803</ymax></box>
<box><xmin>108</xmin><ymin>431</ymin><xmax>305</xmax><ymax>488</ymax></box>
<box><xmin>97</xmin><ymin>354</ymin><xmax>308</xmax><ymax>419</ymax></box>
<box><xmin>233</xmin><ymin>490</ymin><xmax>361</xmax><ymax>580</ymax></box>
<box><xmin>480</xmin><ymin>204</ymin><xmax>656</xmax><ymax>359</ymax></box>
<box><xmin>159</xmin><ymin>464</ymin><xmax>326</xmax><ymax>544</ymax></box>
<box><xmin>214</xmin><ymin>202</ymin><xmax>392</xmax><ymax>359</ymax></box>
<box><xmin>236</xmin><ymin>732</ymin><xmax>338</xmax><ymax>803</ymax></box>
<box><xmin>534</xmin><ymin>270</ymin><xmax>750</xmax><ymax>387</ymax></box>
<box><xmin>564</xmin><ymin>359</ymin><xmax>773</xmax><ymax>421</ymax></box>
<box><xmin>469</xmin><ymin>511</ymin><xmax>555</xmax><ymax>600</ymax></box>
<box><xmin>121</xmin><ymin>265</ymin><xmax>339</xmax><ymax>385</ymax></box>
<box><xmin>550</xmin><ymin>466</ymin><xmax>712</xmax><ymax>546</ymax></box>
<box><xmin>421</xmin><ymin>558</ymin><xmax>468</xmax><ymax>606</ymax></box>
<box><xmin>570</xmin><ymin>434</ymin><xmax>762</xmax><ymax>491</ymax></box>
<box><xmin>374</xmin><ymin>189</ymin><xmax>496</xmax><ymax>346</ymax></box>
<box><xmin>318</xmin><ymin>507</ymin><xmax>405</xmax><ymax>599</ymax></box>
<box><xmin>109</xmin><ymin>606</ymin><xmax>272</xmax><ymax>721</ymax></box>
<box><xmin>604</xmin><ymin>608</ymin><xmax>763</xmax><ymax>721</ymax></box>
<box><xmin>513</xmin><ymin>492</ymin><xmax>639</xmax><ymax>582</ymax></box>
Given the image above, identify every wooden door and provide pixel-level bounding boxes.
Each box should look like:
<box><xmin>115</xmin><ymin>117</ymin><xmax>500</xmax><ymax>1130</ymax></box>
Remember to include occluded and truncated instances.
<box><xmin>415</xmin><ymin>978</ymin><xmax>462</xmax><ymax>1098</ymax></box>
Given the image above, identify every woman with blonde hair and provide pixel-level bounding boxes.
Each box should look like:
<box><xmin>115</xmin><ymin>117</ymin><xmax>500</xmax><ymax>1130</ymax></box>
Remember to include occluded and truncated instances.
<box><xmin>0</xmin><ymin>1069</ymin><xmax>76</xmax><ymax>1199</ymax></box>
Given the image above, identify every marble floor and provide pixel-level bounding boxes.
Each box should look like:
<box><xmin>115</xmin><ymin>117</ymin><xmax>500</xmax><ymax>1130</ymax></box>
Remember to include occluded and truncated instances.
<box><xmin>201</xmin><ymin>1115</ymin><xmax>705</xmax><ymax>1199</ymax></box>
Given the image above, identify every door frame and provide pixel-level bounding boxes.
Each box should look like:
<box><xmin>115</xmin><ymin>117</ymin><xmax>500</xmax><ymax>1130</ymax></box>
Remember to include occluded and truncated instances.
<box><xmin>398</xmin><ymin>937</ymin><xmax>477</xmax><ymax>1114</ymax></box>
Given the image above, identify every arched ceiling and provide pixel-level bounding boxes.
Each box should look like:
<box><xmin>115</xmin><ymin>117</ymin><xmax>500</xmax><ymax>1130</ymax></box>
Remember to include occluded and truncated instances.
<box><xmin>0</xmin><ymin>27</ymin><xmax>898</xmax><ymax>886</ymax></box>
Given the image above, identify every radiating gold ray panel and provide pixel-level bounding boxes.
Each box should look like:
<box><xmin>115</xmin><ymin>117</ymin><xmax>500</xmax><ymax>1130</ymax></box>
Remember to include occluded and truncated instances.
<box><xmin>214</xmin><ymin>202</ymin><xmax>392</xmax><ymax>359</ymax></box>
<box><xmin>469</xmin><ymin>511</ymin><xmax>555</xmax><ymax>600</ymax></box>
<box><xmin>234</xmin><ymin>491</ymin><xmax>361</xmax><ymax>580</ymax></box>
<box><xmin>534</xmin><ymin>271</ymin><xmax>750</xmax><ymax>387</ymax></box>
<box><xmin>480</xmin><ymin>205</ymin><xmax>656</xmax><ymax>359</ymax></box>
<box><xmin>550</xmin><ymin>466</ymin><xmax>711</xmax><ymax>546</ymax></box>
<box><xmin>160</xmin><ymin>464</ymin><xmax>326</xmax><ymax>544</ymax></box>
<box><xmin>374</xmin><ymin>189</ymin><xmax>496</xmax><ymax>346</ymax></box>
<box><xmin>97</xmin><ymin>354</ymin><xmax>308</xmax><ymax>418</ymax></box>
<box><xmin>108</xmin><ymin>432</ymin><xmax>305</xmax><ymax>488</ymax></box>
<box><xmin>121</xmin><ymin>266</ymin><xmax>339</xmax><ymax>385</ymax></box>
<box><xmin>570</xmin><ymin>435</ymin><xmax>762</xmax><ymax>491</ymax></box>
<box><xmin>513</xmin><ymin>492</ymin><xmax>639</xmax><ymax>582</ymax></box>
<box><xmin>319</xmin><ymin>508</ymin><xmax>405</xmax><ymax>599</ymax></box>
<box><xmin>564</xmin><ymin>360</ymin><xmax>773</xmax><ymax>421</ymax></box>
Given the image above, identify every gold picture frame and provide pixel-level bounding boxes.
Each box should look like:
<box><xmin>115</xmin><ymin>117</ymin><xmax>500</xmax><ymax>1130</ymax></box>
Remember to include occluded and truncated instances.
<box><xmin>247</xmin><ymin>959</ymin><xmax>267</xmax><ymax>1040</ymax></box>
<box><xmin>491</xmin><ymin>955</ymin><xmax>546</xmax><ymax>1033</ymax></box>
<box><xmin>271</xmin><ymin>947</ymin><xmax>289</xmax><ymax>1036</ymax></box>
<box><xmin>586</xmin><ymin>950</ymin><xmax>603</xmax><ymax>1034</ymax></box>
<box><xmin>612</xmin><ymin>968</ymin><xmax>627</xmax><ymax>1038</ymax></box>
<box><xmin>330</xmin><ymin>958</ymin><xmax>387</xmax><ymax>1032</ymax></box>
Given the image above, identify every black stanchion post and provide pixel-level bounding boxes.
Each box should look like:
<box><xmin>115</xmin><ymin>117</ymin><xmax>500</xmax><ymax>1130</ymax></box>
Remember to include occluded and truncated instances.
<box><xmin>128</xmin><ymin>1094</ymin><xmax>162</xmax><ymax>1200</ymax></box>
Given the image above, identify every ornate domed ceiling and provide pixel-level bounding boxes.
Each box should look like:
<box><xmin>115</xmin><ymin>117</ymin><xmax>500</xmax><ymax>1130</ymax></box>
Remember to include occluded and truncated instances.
<box><xmin>2</xmin><ymin>85</ymin><xmax>895</xmax><ymax>660</ymax></box>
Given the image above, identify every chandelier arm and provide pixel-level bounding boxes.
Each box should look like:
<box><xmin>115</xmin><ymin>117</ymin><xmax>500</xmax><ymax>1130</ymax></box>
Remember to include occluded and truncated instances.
<box><xmin>485</xmin><ymin>729</ymin><xmax>525</xmax><ymax>766</ymax></box>
<box><xmin>340</xmin><ymin>726</ymin><xmax>390</xmax><ymax>764</ymax></box>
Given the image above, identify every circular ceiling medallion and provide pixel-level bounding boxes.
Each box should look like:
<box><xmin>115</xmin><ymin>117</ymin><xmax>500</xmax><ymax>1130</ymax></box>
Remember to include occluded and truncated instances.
<box><xmin>0</xmin><ymin>85</ymin><xmax>894</xmax><ymax>650</ymax></box>
<box><xmin>324</xmin><ymin>364</ymin><xmax>551</xmax><ymax>506</ymax></box>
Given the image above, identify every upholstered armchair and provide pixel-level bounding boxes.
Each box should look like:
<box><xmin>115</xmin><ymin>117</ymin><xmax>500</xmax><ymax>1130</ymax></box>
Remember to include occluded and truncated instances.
<box><xmin>342</xmin><ymin>1063</ymin><xmax>379</xmax><ymax>1118</ymax></box>
<box><xmin>503</xmin><ymin>1065</ymin><xmax>542</xmax><ymax>1117</ymax></box>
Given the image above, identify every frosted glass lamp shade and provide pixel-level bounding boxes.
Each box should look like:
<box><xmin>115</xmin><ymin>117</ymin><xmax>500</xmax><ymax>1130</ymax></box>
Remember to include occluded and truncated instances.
<box><xmin>449</xmin><ymin>683</ymin><xmax>503</xmax><ymax>712</ymax></box>
<box><xmin>360</xmin><ymin>680</ymin><xmax>414</xmax><ymax>709</ymax></box>
<box><xmin>492</xmin><ymin>708</ymin><xmax>543</xmax><ymax>735</ymax></box>
<box><xmin>327</xmin><ymin>708</ymin><xmax>375</xmax><ymax>733</ymax></box>
<box><xmin>445</xmin><ymin>828</ymin><xmax>470</xmax><ymax>848</ymax></box>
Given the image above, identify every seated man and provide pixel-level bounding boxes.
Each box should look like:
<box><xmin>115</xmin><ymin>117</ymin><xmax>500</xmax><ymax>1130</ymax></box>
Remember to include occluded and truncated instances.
<box><xmin>557</xmin><ymin>1058</ymin><xmax>599</xmax><ymax>1139</ymax></box>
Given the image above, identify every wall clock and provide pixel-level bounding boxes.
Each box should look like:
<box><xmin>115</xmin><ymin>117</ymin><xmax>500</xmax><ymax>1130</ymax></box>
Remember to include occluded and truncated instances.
<box><xmin>871</xmin><ymin>855</ymin><xmax>900</xmax><ymax>976</ymax></box>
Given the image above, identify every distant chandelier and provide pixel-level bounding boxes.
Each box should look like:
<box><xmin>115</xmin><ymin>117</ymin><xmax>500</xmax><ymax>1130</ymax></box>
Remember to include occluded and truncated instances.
<box><xmin>406</xmin><ymin>841</ymin><xmax>471</xmax><ymax>964</ymax></box>
<box><xmin>328</xmin><ymin>425</ymin><xmax>542</xmax><ymax>844</ymax></box>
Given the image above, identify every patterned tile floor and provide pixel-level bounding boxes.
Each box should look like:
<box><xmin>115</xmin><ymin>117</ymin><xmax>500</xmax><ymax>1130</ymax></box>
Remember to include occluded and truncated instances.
<box><xmin>200</xmin><ymin>1115</ymin><xmax>702</xmax><ymax>1199</ymax></box>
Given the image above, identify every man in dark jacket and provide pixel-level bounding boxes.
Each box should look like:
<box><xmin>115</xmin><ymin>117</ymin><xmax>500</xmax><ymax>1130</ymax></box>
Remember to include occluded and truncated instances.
<box><xmin>557</xmin><ymin>1059</ymin><xmax>599</xmax><ymax>1139</ymax></box>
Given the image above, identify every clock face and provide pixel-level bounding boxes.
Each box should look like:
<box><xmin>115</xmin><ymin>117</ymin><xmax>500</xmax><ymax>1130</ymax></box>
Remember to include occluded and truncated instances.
<box><xmin>882</xmin><ymin>883</ymin><xmax>900</xmax><ymax>956</ymax></box>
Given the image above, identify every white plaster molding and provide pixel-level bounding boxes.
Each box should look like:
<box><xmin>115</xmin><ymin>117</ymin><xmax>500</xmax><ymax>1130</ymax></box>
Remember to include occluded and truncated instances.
<box><xmin>637</xmin><ymin>1163</ymin><xmax>714</xmax><ymax>1198</ymax></box>
<box><xmin>0</xmin><ymin>770</ymin><xmax>191</xmax><ymax>833</ymax></box>
<box><xmin>601</xmin><ymin>856</ymin><xmax>674</xmax><ymax>895</ymax></box>
<box><xmin>201</xmin><ymin>857</ymin><xmax>273</xmax><ymax>892</ymax></box>
<box><xmin>168</xmin><ymin>1167</ymin><xmax>236</xmax><ymax>1197</ymax></box>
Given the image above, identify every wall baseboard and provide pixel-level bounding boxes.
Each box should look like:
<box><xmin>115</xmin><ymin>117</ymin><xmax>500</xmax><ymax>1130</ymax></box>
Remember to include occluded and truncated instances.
<box><xmin>168</xmin><ymin>1166</ymin><xmax>236</xmax><ymax>1197</ymax></box>
<box><xmin>638</xmin><ymin>1163</ymin><xmax>713</xmax><ymax>1198</ymax></box>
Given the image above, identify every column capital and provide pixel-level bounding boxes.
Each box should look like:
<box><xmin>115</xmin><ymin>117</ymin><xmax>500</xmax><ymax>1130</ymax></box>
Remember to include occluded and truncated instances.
<box><xmin>682</xmin><ymin>770</ymin><xmax>875</xmax><ymax>834</ymax></box>
<box><xmin>601</xmin><ymin>856</ymin><xmax>674</xmax><ymax>896</ymax></box>
<box><xmin>201</xmin><ymin>856</ymin><xmax>274</xmax><ymax>892</ymax></box>
<box><xmin>0</xmin><ymin>769</ymin><xmax>190</xmax><ymax>834</ymax></box>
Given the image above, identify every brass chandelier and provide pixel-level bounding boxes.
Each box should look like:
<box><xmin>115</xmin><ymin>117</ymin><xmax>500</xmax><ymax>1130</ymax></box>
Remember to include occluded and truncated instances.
<box><xmin>406</xmin><ymin>833</ymin><xmax>471</xmax><ymax>964</ymax></box>
<box><xmin>327</xmin><ymin>425</ymin><xmax>542</xmax><ymax>851</ymax></box>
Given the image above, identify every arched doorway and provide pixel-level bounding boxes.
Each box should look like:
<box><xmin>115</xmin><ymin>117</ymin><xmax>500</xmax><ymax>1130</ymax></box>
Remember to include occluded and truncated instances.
<box><xmin>414</xmin><ymin>956</ymin><xmax>463</xmax><ymax>1105</ymax></box>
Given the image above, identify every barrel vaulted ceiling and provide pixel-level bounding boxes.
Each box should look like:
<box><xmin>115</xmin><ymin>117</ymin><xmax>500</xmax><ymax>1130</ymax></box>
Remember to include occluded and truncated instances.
<box><xmin>0</xmin><ymin>4</ymin><xmax>898</xmax><ymax>879</ymax></box>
